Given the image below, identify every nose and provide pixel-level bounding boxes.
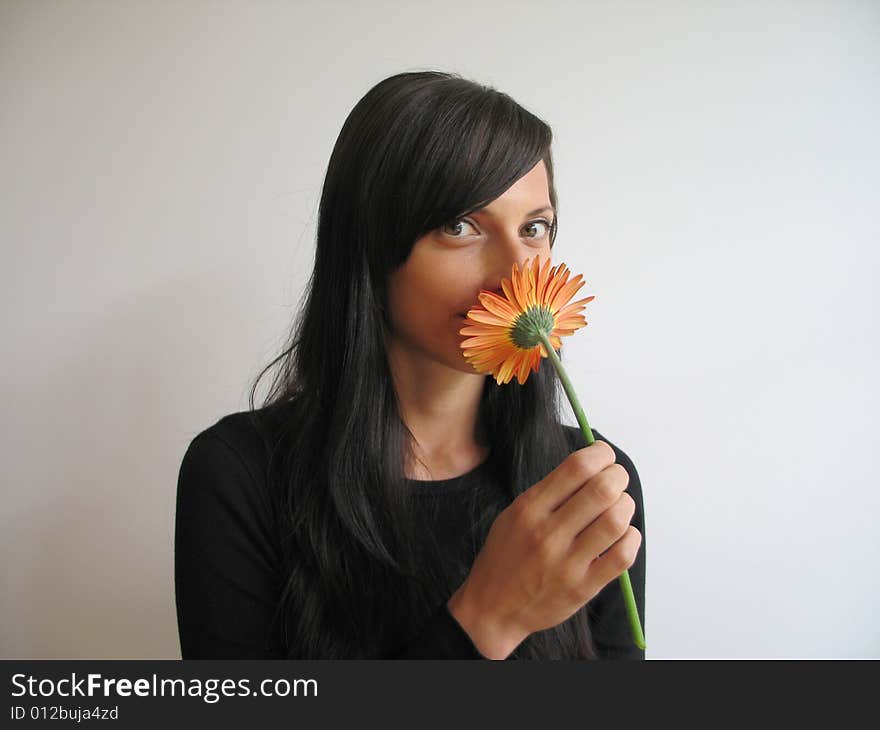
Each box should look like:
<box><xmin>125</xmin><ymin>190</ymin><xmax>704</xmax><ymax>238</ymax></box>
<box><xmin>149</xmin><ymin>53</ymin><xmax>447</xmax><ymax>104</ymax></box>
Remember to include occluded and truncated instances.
<box><xmin>481</xmin><ymin>237</ymin><xmax>551</xmax><ymax>297</ymax></box>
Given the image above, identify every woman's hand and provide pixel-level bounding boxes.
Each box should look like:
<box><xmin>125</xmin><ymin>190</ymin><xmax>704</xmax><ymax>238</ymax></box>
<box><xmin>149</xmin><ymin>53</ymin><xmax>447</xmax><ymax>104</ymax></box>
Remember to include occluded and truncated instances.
<box><xmin>447</xmin><ymin>439</ymin><xmax>642</xmax><ymax>659</ymax></box>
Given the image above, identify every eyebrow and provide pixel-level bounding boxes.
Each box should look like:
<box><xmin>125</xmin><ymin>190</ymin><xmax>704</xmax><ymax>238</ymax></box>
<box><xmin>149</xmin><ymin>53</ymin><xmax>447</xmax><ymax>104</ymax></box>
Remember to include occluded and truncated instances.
<box><xmin>471</xmin><ymin>204</ymin><xmax>555</xmax><ymax>218</ymax></box>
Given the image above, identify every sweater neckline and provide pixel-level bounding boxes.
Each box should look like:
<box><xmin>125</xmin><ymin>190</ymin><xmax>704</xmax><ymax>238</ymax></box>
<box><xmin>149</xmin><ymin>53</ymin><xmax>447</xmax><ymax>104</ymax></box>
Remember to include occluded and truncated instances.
<box><xmin>404</xmin><ymin>454</ymin><xmax>493</xmax><ymax>494</ymax></box>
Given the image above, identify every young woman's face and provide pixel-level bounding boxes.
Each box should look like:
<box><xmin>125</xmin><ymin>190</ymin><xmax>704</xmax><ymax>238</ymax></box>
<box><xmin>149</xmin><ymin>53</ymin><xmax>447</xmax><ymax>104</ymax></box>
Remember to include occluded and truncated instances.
<box><xmin>386</xmin><ymin>159</ymin><xmax>555</xmax><ymax>376</ymax></box>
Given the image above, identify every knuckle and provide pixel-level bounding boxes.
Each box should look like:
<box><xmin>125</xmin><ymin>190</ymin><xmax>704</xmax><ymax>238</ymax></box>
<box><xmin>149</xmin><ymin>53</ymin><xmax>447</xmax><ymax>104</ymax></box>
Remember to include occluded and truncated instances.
<box><xmin>599</xmin><ymin>440</ymin><xmax>617</xmax><ymax>466</ymax></box>
<box><xmin>629</xmin><ymin>526</ymin><xmax>642</xmax><ymax>552</ymax></box>
<box><xmin>510</xmin><ymin>491</ymin><xmax>534</xmax><ymax>524</ymax></box>
<box><xmin>623</xmin><ymin>528</ymin><xmax>641</xmax><ymax>566</ymax></box>
<box><xmin>607</xmin><ymin>503</ymin><xmax>632</xmax><ymax>536</ymax></box>
<box><xmin>544</xmin><ymin>523</ymin><xmax>570</xmax><ymax>563</ymax></box>
<box><xmin>616</xmin><ymin>545</ymin><xmax>634</xmax><ymax>570</ymax></box>
<box><xmin>526</xmin><ymin>521</ymin><xmax>553</xmax><ymax>556</ymax></box>
<box><xmin>568</xmin><ymin>449</ymin><xmax>595</xmax><ymax>484</ymax></box>
<box><xmin>594</xmin><ymin>472</ymin><xmax>621</xmax><ymax>503</ymax></box>
<box><xmin>612</xmin><ymin>462</ymin><xmax>630</xmax><ymax>486</ymax></box>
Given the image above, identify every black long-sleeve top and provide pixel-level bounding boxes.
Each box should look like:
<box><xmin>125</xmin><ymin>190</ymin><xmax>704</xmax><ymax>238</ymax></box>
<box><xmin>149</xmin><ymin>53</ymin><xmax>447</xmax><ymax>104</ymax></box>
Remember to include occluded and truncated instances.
<box><xmin>174</xmin><ymin>408</ymin><xmax>646</xmax><ymax>660</ymax></box>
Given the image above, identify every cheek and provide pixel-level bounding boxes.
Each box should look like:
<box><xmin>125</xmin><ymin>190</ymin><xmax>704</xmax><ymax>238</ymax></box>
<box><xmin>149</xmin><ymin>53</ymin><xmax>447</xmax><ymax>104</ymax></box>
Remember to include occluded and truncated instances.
<box><xmin>411</xmin><ymin>265</ymin><xmax>461</xmax><ymax>312</ymax></box>
<box><xmin>388</xmin><ymin>275</ymin><xmax>445</xmax><ymax>335</ymax></box>
<box><xmin>388</xmin><ymin>244</ymin><xmax>478</xmax><ymax>335</ymax></box>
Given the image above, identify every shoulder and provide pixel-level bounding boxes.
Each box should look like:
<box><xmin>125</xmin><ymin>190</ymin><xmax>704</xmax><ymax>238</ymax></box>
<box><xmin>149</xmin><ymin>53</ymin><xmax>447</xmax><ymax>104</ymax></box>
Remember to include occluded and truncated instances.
<box><xmin>177</xmin><ymin>402</ymin><xmax>294</xmax><ymax>511</ymax></box>
<box><xmin>183</xmin><ymin>402</ymin><xmax>292</xmax><ymax>471</ymax></box>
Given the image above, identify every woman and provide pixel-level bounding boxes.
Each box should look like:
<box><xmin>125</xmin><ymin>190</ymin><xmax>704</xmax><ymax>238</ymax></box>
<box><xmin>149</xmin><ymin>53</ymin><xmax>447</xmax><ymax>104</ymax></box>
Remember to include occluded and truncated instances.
<box><xmin>174</xmin><ymin>70</ymin><xmax>645</xmax><ymax>660</ymax></box>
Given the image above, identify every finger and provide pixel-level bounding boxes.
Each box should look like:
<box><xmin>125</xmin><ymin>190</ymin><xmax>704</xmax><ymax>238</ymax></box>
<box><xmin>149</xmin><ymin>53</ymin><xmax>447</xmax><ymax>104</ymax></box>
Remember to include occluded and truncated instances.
<box><xmin>579</xmin><ymin>526</ymin><xmax>642</xmax><ymax>596</ymax></box>
<box><xmin>549</xmin><ymin>463</ymin><xmax>630</xmax><ymax>543</ymax></box>
<box><xmin>529</xmin><ymin>440</ymin><xmax>616</xmax><ymax>514</ymax></box>
<box><xmin>567</xmin><ymin>493</ymin><xmax>636</xmax><ymax>569</ymax></box>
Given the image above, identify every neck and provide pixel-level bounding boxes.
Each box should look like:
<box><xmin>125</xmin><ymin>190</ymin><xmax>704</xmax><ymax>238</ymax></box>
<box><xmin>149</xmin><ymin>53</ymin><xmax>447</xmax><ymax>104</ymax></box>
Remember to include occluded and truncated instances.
<box><xmin>385</xmin><ymin>337</ymin><xmax>489</xmax><ymax>479</ymax></box>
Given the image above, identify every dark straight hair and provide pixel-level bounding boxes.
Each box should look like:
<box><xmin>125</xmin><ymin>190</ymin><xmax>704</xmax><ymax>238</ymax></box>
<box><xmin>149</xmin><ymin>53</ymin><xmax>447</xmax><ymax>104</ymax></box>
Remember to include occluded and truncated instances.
<box><xmin>249</xmin><ymin>70</ymin><xmax>596</xmax><ymax>660</ymax></box>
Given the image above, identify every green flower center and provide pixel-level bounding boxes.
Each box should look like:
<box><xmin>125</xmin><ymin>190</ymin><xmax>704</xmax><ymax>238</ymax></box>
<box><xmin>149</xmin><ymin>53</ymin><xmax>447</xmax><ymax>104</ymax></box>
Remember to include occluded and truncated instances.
<box><xmin>510</xmin><ymin>305</ymin><xmax>555</xmax><ymax>349</ymax></box>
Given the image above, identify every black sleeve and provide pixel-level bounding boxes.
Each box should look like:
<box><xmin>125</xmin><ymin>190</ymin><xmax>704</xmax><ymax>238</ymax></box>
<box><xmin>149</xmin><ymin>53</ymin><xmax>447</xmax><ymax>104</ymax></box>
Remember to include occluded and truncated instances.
<box><xmin>174</xmin><ymin>430</ymin><xmax>283</xmax><ymax>659</ymax></box>
<box><xmin>586</xmin><ymin>429</ymin><xmax>647</xmax><ymax>660</ymax></box>
<box><xmin>386</xmin><ymin>602</ymin><xmax>489</xmax><ymax>659</ymax></box>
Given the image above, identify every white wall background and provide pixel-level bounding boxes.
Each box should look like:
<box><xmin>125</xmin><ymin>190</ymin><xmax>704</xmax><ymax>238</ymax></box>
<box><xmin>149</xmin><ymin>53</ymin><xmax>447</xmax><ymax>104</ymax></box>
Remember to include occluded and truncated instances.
<box><xmin>2</xmin><ymin>0</ymin><xmax>877</xmax><ymax>659</ymax></box>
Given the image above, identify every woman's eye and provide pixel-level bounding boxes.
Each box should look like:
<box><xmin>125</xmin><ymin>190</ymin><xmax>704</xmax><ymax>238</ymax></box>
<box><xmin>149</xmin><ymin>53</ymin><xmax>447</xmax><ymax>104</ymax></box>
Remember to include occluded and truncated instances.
<box><xmin>523</xmin><ymin>219</ymin><xmax>552</xmax><ymax>238</ymax></box>
<box><xmin>440</xmin><ymin>219</ymin><xmax>477</xmax><ymax>237</ymax></box>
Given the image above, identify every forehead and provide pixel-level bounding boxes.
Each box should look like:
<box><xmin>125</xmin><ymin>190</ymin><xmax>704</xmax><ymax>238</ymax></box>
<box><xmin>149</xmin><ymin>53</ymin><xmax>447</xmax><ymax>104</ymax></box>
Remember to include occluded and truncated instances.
<box><xmin>471</xmin><ymin>160</ymin><xmax>553</xmax><ymax>218</ymax></box>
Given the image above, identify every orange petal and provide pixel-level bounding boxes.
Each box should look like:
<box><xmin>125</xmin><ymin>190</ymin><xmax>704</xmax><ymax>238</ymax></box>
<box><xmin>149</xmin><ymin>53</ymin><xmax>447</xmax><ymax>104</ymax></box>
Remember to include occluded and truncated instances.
<box><xmin>460</xmin><ymin>330</ymin><xmax>502</xmax><ymax>339</ymax></box>
<box><xmin>460</xmin><ymin>323</ymin><xmax>507</xmax><ymax>335</ymax></box>
<box><xmin>513</xmin><ymin>258</ymin><xmax>534</xmax><ymax>309</ymax></box>
<box><xmin>471</xmin><ymin>345</ymin><xmax>512</xmax><ymax>356</ymax></box>
<box><xmin>500</xmin><ymin>278</ymin><xmax>522</xmax><ymax>313</ymax></box>
<box><xmin>530</xmin><ymin>349</ymin><xmax>543</xmax><ymax>376</ymax></box>
<box><xmin>553</xmin><ymin>325</ymin><xmax>584</xmax><ymax>337</ymax></box>
<box><xmin>523</xmin><ymin>258</ymin><xmax>539</xmax><ymax>308</ymax></box>
<box><xmin>512</xmin><ymin>264</ymin><xmax>526</xmax><ymax>309</ymax></box>
<box><xmin>516</xmin><ymin>352</ymin><xmax>532</xmax><ymax>383</ymax></box>
<box><xmin>466</xmin><ymin>309</ymin><xmax>511</xmax><ymax>326</ymax></box>
<box><xmin>549</xmin><ymin>275</ymin><xmax>585</xmax><ymax>314</ymax></box>
<box><xmin>555</xmin><ymin>313</ymin><xmax>587</xmax><ymax>329</ymax></box>
<box><xmin>497</xmin><ymin>357</ymin><xmax>517</xmax><ymax>384</ymax></box>
<box><xmin>556</xmin><ymin>297</ymin><xmax>594</xmax><ymax>320</ymax></box>
<box><xmin>542</xmin><ymin>266</ymin><xmax>571</xmax><ymax>309</ymax></box>
<box><xmin>535</xmin><ymin>257</ymin><xmax>553</xmax><ymax>303</ymax></box>
<box><xmin>467</xmin><ymin>343</ymin><xmax>517</xmax><ymax>363</ymax></box>
<box><xmin>461</xmin><ymin>336</ymin><xmax>512</xmax><ymax>348</ymax></box>
<box><xmin>479</xmin><ymin>292</ymin><xmax>518</xmax><ymax>320</ymax></box>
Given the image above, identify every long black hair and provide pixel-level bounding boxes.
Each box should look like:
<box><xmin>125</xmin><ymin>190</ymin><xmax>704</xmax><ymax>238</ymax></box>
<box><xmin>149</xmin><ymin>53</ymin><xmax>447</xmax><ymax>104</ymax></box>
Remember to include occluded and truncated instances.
<box><xmin>248</xmin><ymin>70</ymin><xmax>596</xmax><ymax>659</ymax></box>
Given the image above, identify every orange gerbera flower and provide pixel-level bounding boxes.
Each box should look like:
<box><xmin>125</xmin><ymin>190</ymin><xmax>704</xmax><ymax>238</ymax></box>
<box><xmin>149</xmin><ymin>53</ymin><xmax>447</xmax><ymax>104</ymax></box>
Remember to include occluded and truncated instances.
<box><xmin>459</xmin><ymin>255</ymin><xmax>596</xmax><ymax>386</ymax></box>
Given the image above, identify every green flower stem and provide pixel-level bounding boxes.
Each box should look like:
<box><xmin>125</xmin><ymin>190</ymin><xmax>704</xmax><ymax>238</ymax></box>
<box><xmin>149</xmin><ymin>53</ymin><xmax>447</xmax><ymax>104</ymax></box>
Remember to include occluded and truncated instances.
<box><xmin>535</xmin><ymin>331</ymin><xmax>646</xmax><ymax>652</ymax></box>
